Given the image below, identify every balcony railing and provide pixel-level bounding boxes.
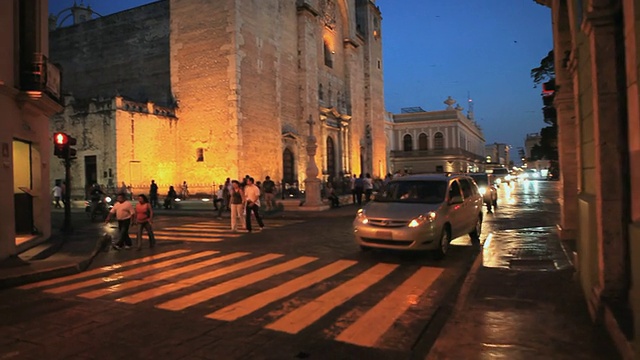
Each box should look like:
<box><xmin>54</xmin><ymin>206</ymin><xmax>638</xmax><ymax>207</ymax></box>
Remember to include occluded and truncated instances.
<box><xmin>390</xmin><ymin>149</ymin><xmax>485</xmax><ymax>162</ymax></box>
<box><xmin>20</xmin><ymin>53</ymin><xmax>61</xmax><ymax>101</ymax></box>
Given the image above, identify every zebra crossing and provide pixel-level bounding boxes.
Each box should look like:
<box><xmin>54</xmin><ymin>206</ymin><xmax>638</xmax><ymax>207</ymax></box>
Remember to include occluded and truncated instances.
<box><xmin>19</xmin><ymin>249</ymin><xmax>444</xmax><ymax>349</ymax></box>
<box><xmin>129</xmin><ymin>219</ymin><xmax>301</xmax><ymax>243</ymax></box>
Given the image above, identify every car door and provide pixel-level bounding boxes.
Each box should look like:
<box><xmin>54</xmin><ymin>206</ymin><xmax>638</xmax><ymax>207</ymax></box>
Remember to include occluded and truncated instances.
<box><xmin>458</xmin><ymin>178</ymin><xmax>477</xmax><ymax>232</ymax></box>
<box><xmin>446</xmin><ymin>179</ymin><xmax>465</xmax><ymax>238</ymax></box>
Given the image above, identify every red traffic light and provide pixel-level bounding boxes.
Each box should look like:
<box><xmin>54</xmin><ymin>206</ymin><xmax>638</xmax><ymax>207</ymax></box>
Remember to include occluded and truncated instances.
<box><xmin>54</xmin><ymin>132</ymin><xmax>68</xmax><ymax>145</ymax></box>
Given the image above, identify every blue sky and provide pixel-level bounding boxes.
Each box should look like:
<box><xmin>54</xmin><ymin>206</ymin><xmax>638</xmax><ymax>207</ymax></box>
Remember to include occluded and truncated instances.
<box><xmin>49</xmin><ymin>0</ymin><xmax>553</xmax><ymax>151</ymax></box>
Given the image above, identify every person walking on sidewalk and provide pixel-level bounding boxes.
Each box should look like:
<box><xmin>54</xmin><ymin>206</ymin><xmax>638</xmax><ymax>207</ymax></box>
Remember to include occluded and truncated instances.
<box><xmin>244</xmin><ymin>177</ymin><xmax>264</xmax><ymax>233</ymax></box>
<box><xmin>262</xmin><ymin>175</ymin><xmax>276</xmax><ymax>212</ymax></box>
<box><xmin>364</xmin><ymin>173</ymin><xmax>374</xmax><ymax>202</ymax></box>
<box><xmin>350</xmin><ymin>174</ymin><xmax>357</xmax><ymax>204</ymax></box>
<box><xmin>106</xmin><ymin>193</ymin><xmax>134</xmax><ymax>250</ymax></box>
<box><xmin>133</xmin><ymin>194</ymin><xmax>156</xmax><ymax>250</ymax></box>
<box><xmin>51</xmin><ymin>183</ymin><xmax>63</xmax><ymax>208</ymax></box>
<box><xmin>149</xmin><ymin>180</ymin><xmax>159</xmax><ymax>209</ymax></box>
<box><xmin>354</xmin><ymin>174</ymin><xmax>365</xmax><ymax>206</ymax></box>
<box><xmin>229</xmin><ymin>180</ymin><xmax>244</xmax><ymax>231</ymax></box>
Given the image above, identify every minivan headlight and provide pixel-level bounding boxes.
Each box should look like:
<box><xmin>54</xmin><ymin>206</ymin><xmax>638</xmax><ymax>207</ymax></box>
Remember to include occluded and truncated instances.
<box><xmin>408</xmin><ymin>212</ymin><xmax>437</xmax><ymax>228</ymax></box>
<box><xmin>356</xmin><ymin>209</ymin><xmax>369</xmax><ymax>224</ymax></box>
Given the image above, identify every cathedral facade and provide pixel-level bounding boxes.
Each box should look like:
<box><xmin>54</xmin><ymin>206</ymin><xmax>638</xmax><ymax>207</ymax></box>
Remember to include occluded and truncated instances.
<box><xmin>49</xmin><ymin>0</ymin><xmax>386</xmax><ymax>195</ymax></box>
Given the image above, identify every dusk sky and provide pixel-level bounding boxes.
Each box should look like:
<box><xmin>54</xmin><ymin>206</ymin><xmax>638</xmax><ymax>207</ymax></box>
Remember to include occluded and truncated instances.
<box><xmin>49</xmin><ymin>0</ymin><xmax>553</xmax><ymax>153</ymax></box>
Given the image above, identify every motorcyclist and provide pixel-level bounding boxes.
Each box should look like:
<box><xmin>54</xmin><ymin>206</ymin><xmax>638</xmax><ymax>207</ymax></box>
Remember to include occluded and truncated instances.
<box><xmin>89</xmin><ymin>184</ymin><xmax>106</xmax><ymax>217</ymax></box>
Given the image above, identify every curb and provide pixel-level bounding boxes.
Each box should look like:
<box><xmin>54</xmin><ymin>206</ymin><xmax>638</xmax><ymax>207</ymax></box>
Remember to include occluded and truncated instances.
<box><xmin>0</xmin><ymin>234</ymin><xmax>110</xmax><ymax>290</ymax></box>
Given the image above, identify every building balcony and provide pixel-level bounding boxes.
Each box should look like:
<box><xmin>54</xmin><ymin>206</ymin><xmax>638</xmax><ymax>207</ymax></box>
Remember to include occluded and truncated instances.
<box><xmin>20</xmin><ymin>53</ymin><xmax>61</xmax><ymax>102</ymax></box>
<box><xmin>390</xmin><ymin>149</ymin><xmax>485</xmax><ymax>162</ymax></box>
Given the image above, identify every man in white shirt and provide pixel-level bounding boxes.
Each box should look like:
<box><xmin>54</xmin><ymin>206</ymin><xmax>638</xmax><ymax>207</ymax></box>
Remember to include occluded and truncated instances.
<box><xmin>106</xmin><ymin>193</ymin><xmax>134</xmax><ymax>249</ymax></box>
<box><xmin>244</xmin><ymin>177</ymin><xmax>264</xmax><ymax>232</ymax></box>
<box><xmin>51</xmin><ymin>184</ymin><xmax>63</xmax><ymax>208</ymax></box>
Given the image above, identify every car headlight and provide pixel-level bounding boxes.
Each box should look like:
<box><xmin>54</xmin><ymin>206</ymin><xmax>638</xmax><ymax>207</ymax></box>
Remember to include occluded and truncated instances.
<box><xmin>478</xmin><ymin>187</ymin><xmax>487</xmax><ymax>195</ymax></box>
<box><xmin>105</xmin><ymin>196</ymin><xmax>112</xmax><ymax>203</ymax></box>
<box><xmin>356</xmin><ymin>209</ymin><xmax>369</xmax><ymax>224</ymax></box>
<box><xmin>408</xmin><ymin>212</ymin><xmax>437</xmax><ymax>228</ymax></box>
<box><xmin>495</xmin><ymin>178</ymin><xmax>502</xmax><ymax>184</ymax></box>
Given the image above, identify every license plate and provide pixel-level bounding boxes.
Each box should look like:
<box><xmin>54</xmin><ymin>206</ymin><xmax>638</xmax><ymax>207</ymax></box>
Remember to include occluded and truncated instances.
<box><xmin>376</xmin><ymin>231</ymin><xmax>392</xmax><ymax>239</ymax></box>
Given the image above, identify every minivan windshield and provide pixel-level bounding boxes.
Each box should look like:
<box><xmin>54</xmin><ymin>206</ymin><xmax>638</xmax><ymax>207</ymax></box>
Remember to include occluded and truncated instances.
<box><xmin>375</xmin><ymin>180</ymin><xmax>447</xmax><ymax>204</ymax></box>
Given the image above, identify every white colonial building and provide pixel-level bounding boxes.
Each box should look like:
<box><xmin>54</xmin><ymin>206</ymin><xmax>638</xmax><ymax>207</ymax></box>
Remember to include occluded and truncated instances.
<box><xmin>387</xmin><ymin>97</ymin><xmax>485</xmax><ymax>174</ymax></box>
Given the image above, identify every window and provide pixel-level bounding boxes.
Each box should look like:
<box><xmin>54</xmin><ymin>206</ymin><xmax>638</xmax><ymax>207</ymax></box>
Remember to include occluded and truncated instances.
<box><xmin>448</xmin><ymin>180</ymin><xmax>462</xmax><ymax>200</ymax></box>
<box><xmin>375</xmin><ymin>180</ymin><xmax>447</xmax><ymax>204</ymax></box>
<box><xmin>283</xmin><ymin>148</ymin><xmax>295</xmax><ymax>184</ymax></box>
<box><xmin>418</xmin><ymin>133</ymin><xmax>428</xmax><ymax>150</ymax></box>
<box><xmin>196</xmin><ymin>148</ymin><xmax>204</xmax><ymax>162</ymax></box>
<box><xmin>377</xmin><ymin>60</ymin><xmax>381</xmax><ymax>69</ymax></box>
<box><xmin>459</xmin><ymin>179</ymin><xmax>473</xmax><ymax>198</ymax></box>
<box><xmin>436</xmin><ymin>165</ymin><xmax>444</xmax><ymax>173</ymax></box>
<box><xmin>324</xmin><ymin>41</ymin><xmax>333</xmax><ymax>68</ymax></box>
<box><xmin>434</xmin><ymin>132</ymin><xmax>444</xmax><ymax>150</ymax></box>
<box><xmin>318</xmin><ymin>84</ymin><xmax>324</xmax><ymax>101</ymax></box>
<box><xmin>403</xmin><ymin>134</ymin><xmax>413</xmax><ymax>151</ymax></box>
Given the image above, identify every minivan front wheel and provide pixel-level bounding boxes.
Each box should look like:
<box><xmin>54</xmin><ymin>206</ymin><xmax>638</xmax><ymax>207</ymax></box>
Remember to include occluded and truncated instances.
<box><xmin>433</xmin><ymin>227</ymin><xmax>451</xmax><ymax>260</ymax></box>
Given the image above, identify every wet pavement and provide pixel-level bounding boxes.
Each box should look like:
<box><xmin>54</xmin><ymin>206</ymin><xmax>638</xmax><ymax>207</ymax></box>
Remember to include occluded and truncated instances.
<box><xmin>427</xmin><ymin>180</ymin><xmax>620</xmax><ymax>360</ymax></box>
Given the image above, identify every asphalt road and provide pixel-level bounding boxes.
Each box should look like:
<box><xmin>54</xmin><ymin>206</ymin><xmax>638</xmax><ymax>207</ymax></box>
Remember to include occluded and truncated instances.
<box><xmin>0</xmin><ymin>180</ymin><xmax>559</xmax><ymax>360</ymax></box>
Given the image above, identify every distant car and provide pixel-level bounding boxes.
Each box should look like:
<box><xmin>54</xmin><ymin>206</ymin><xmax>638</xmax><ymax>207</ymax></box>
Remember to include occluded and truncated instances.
<box><xmin>353</xmin><ymin>174</ymin><xmax>483</xmax><ymax>258</ymax></box>
<box><xmin>468</xmin><ymin>173</ymin><xmax>497</xmax><ymax>212</ymax></box>
<box><xmin>488</xmin><ymin>167</ymin><xmax>511</xmax><ymax>186</ymax></box>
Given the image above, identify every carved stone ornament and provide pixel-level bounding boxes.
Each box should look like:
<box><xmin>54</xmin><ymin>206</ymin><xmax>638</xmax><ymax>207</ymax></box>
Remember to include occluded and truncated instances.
<box><xmin>321</xmin><ymin>0</ymin><xmax>337</xmax><ymax>30</ymax></box>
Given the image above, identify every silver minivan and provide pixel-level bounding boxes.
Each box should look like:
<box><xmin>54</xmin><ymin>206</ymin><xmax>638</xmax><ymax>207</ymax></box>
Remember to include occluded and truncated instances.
<box><xmin>353</xmin><ymin>174</ymin><xmax>483</xmax><ymax>258</ymax></box>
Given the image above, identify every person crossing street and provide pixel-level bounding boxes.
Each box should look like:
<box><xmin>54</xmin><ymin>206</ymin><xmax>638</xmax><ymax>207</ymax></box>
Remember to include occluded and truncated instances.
<box><xmin>244</xmin><ymin>177</ymin><xmax>264</xmax><ymax>233</ymax></box>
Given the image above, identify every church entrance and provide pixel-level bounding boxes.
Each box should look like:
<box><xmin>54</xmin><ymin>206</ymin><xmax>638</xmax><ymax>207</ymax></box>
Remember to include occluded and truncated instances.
<box><xmin>283</xmin><ymin>148</ymin><xmax>295</xmax><ymax>185</ymax></box>
<box><xmin>326</xmin><ymin>136</ymin><xmax>336</xmax><ymax>181</ymax></box>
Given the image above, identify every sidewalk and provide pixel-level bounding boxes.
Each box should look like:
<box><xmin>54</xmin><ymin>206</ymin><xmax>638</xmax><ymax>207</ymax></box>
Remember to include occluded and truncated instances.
<box><xmin>427</xmin><ymin>227</ymin><xmax>620</xmax><ymax>360</ymax></box>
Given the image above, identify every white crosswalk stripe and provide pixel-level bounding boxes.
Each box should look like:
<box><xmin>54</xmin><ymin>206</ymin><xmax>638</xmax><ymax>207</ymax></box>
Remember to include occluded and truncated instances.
<box><xmin>130</xmin><ymin>220</ymin><xmax>301</xmax><ymax>243</ymax></box>
<box><xmin>20</xmin><ymin>249</ymin><xmax>447</xmax><ymax>350</ymax></box>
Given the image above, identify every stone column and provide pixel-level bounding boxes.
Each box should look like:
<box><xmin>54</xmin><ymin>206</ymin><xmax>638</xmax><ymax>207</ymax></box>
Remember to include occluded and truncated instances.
<box><xmin>302</xmin><ymin>117</ymin><xmax>323</xmax><ymax>208</ymax></box>
<box><xmin>584</xmin><ymin>4</ymin><xmax>629</xmax><ymax>301</ymax></box>
<box><xmin>552</xmin><ymin>0</ymin><xmax>579</xmax><ymax>241</ymax></box>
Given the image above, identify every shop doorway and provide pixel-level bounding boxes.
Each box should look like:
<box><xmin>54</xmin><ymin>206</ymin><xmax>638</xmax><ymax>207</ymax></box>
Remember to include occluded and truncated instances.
<box><xmin>13</xmin><ymin>139</ymin><xmax>33</xmax><ymax>236</ymax></box>
<box><xmin>84</xmin><ymin>155</ymin><xmax>97</xmax><ymax>188</ymax></box>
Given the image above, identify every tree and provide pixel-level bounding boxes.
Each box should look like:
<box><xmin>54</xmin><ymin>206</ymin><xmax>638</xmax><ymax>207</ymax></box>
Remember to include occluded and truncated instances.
<box><xmin>530</xmin><ymin>50</ymin><xmax>558</xmax><ymax>163</ymax></box>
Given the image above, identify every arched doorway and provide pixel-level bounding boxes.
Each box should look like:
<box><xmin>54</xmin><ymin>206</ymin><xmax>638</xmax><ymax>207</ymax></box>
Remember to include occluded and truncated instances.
<box><xmin>283</xmin><ymin>148</ymin><xmax>295</xmax><ymax>184</ymax></box>
<box><xmin>326</xmin><ymin>136</ymin><xmax>336</xmax><ymax>180</ymax></box>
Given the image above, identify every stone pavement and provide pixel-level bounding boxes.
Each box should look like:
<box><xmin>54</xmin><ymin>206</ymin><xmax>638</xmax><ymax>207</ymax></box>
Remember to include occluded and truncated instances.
<box><xmin>426</xmin><ymin>226</ymin><xmax>620</xmax><ymax>359</ymax></box>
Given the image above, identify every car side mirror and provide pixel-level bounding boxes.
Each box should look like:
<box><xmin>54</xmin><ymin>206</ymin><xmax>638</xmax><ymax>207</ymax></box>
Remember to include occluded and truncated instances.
<box><xmin>449</xmin><ymin>195</ymin><xmax>463</xmax><ymax>205</ymax></box>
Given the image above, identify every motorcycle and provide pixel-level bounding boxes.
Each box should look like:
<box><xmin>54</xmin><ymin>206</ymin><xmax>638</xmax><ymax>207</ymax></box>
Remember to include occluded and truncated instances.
<box><xmin>85</xmin><ymin>195</ymin><xmax>114</xmax><ymax>221</ymax></box>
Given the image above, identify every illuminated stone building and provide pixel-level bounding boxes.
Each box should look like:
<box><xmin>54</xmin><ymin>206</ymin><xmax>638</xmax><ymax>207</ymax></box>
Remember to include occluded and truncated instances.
<box><xmin>49</xmin><ymin>0</ymin><xmax>386</xmax><ymax>195</ymax></box>
<box><xmin>538</xmin><ymin>0</ymin><xmax>640</xmax><ymax>356</ymax></box>
<box><xmin>1</xmin><ymin>0</ymin><xmax>62</xmax><ymax>259</ymax></box>
<box><xmin>386</xmin><ymin>97</ymin><xmax>485</xmax><ymax>174</ymax></box>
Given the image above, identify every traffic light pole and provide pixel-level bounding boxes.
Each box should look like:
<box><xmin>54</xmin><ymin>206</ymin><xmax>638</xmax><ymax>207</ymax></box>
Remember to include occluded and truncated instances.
<box><xmin>62</xmin><ymin>155</ymin><xmax>73</xmax><ymax>233</ymax></box>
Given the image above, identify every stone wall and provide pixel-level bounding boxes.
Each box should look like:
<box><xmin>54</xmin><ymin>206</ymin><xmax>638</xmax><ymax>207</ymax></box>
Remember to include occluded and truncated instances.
<box><xmin>169</xmin><ymin>0</ymin><xmax>239</xmax><ymax>186</ymax></box>
<box><xmin>49</xmin><ymin>1</ymin><xmax>171</xmax><ymax>105</ymax></box>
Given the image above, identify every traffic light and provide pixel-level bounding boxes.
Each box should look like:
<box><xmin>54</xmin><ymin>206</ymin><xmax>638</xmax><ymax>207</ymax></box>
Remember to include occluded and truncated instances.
<box><xmin>53</xmin><ymin>132</ymin><xmax>77</xmax><ymax>159</ymax></box>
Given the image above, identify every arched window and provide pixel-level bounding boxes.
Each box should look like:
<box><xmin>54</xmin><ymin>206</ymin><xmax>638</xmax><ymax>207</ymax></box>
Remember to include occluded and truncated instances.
<box><xmin>403</xmin><ymin>134</ymin><xmax>413</xmax><ymax>152</ymax></box>
<box><xmin>283</xmin><ymin>148</ymin><xmax>295</xmax><ymax>184</ymax></box>
<box><xmin>418</xmin><ymin>133</ymin><xmax>428</xmax><ymax>150</ymax></box>
<box><xmin>434</xmin><ymin>132</ymin><xmax>444</xmax><ymax>150</ymax></box>
<box><xmin>324</xmin><ymin>41</ymin><xmax>333</xmax><ymax>68</ymax></box>
<box><xmin>326</xmin><ymin>137</ymin><xmax>336</xmax><ymax>179</ymax></box>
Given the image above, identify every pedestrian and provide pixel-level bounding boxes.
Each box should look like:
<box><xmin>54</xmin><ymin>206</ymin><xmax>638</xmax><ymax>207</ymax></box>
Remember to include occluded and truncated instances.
<box><xmin>262</xmin><ymin>175</ymin><xmax>276</xmax><ymax>212</ymax></box>
<box><xmin>354</xmin><ymin>174</ymin><xmax>365</xmax><ymax>206</ymax></box>
<box><xmin>164</xmin><ymin>186</ymin><xmax>178</xmax><ymax>209</ymax></box>
<box><xmin>180</xmin><ymin>181</ymin><xmax>189</xmax><ymax>199</ymax></box>
<box><xmin>350</xmin><ymin>174</ymin><xmax>357</xmax><ymax>204</ymax></box>
<box><xmin>244</xmin><ymin>177</ymin><xmax>264</xmax><ymax>232</ymax></box>
<box><xmin>133</xmin><ymin>194</ymin><xmax>156</xmax><ymax>249</ymax></box>
<box><xmin>224</xmin><ymin>178</ymin><xmax>232</xmax><ymax>211</ymax></box>
<box><xmin>149</xmin><ymin>179</ymin><xmax>159</xmax><ymax>209</ymax></box>
<box><xmin>60</xmin><ymin>181</ymin><xmax>67</xmax><ymax>207</ymax></box>
<box><xmin>229</xmin><ymin>180</ymin><xmax>244</xmax><ymax>231</ymax></box>
<box><xmin>364</xmin><ymin>173</ymin><xmax>373</xmax><ymax>202</ymax></box>
<box><xmin>105</xmin><ymin>193</ymin><xmax>134</xmax><ymax>250</ymax></box>
<box><xmin>51</xmin><ymin>183</ymin><xmax>63</xmax><ymax>208</ymax></box>
<box><xmin>326</xmin><ymin>182</ymin><xmax>339</xmax><ymax>208</ymax></box>
<box><xmin>213</xmin><ymin>185</ymin><xmax>224</xmax><ymax>210</ymax></box>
